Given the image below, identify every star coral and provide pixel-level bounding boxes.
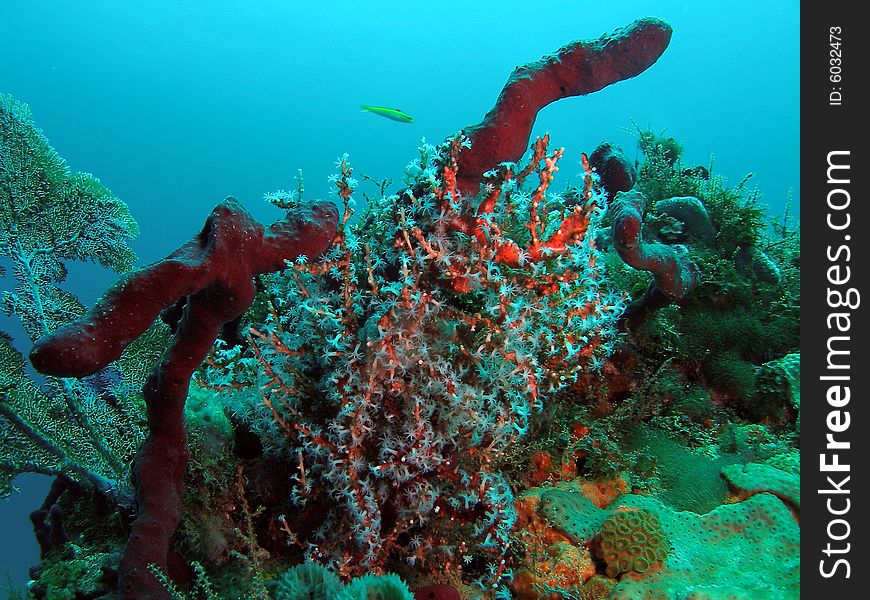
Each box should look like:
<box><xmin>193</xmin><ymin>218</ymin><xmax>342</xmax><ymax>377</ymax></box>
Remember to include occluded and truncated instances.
<box><xmin>597</xmin><ymin>508</ymin><xmax>668</xmax><ymax>578</ymax></box>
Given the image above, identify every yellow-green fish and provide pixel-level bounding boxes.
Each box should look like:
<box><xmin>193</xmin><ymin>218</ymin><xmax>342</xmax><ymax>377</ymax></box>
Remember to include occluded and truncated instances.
<box><xmin>361</xmin><ymin>105</ymin><xmax>414</xmax><ymax>124</ymax></box>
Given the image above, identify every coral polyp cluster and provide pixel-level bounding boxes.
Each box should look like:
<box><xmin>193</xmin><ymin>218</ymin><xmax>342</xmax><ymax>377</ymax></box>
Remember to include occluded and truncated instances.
<box><xmin>203</xmin><ymin>134</ymin><xmax>622</xmax><ymax>590</ymax></box>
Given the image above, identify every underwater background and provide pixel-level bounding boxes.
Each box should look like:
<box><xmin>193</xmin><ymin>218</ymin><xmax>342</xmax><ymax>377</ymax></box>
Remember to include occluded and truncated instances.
<box><xmin>0</xmin><ymin>0</ymin><xmax>798</xmax><ymax>595</ymax></box>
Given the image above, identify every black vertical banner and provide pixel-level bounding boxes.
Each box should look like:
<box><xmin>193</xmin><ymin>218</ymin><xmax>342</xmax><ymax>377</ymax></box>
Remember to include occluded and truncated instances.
<box><xmin>802</xmin><ymin>2</ymin><xmax>868</xmax><ymax>596</ymax></box>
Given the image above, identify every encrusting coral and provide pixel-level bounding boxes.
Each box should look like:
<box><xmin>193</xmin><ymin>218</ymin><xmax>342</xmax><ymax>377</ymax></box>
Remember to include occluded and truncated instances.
<box><xmin>511</xmin><ymin>480</ymin><xmax>798</xmax><ymax>599</ymax></box>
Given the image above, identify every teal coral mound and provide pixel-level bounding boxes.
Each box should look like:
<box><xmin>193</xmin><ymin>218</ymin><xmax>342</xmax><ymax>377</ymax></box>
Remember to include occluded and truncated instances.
<box><xmin>540</xmin><ymin>487</ymin><xmax>608</xmax><ymax>544</ymax></box>
<box><xmin>771</xmin><ymin>353</ymin><xmax>800</xmax><ymax>408</ymax></box>
<box><xmin>721</xmin><ymin>462</ymin><xmax>800</xmax><ymax>508</ymax></box>
<box><xmin>185</xmin><ymin>383</ymin><xmax>234</xmax><ymax>455</ymax></box>
<box><xmin>273</xmin><ymin>562</ymin><xmax>343</xmax><ymax>600</ymax></box>
<box><xmin>272</xmin><ymin>564</ymin><xmax>412</xmax><ymax>600</ymax></box>
<box><xmin>608</xmin><ymin>493</ymin><xmax>799</xmax><ymax>599</ymax></box>
<box><xmin>336</xmin><ymin>573</ymin><xmax>414</xmax><ymax>600</ymax></box>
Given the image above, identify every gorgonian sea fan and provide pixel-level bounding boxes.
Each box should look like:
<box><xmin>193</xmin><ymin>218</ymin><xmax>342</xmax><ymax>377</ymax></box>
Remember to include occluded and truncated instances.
<box><xmin>1</xmin><ymin>93</ymin><xmax>142</xmax><ymax>501</ymax></box>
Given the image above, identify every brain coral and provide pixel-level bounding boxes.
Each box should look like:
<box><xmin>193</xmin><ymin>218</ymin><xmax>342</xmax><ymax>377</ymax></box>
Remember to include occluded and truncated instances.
<box><xmin>597</xmin><ymin>508</ymin><xmax>669</xmax><ymax>578</ymax></box>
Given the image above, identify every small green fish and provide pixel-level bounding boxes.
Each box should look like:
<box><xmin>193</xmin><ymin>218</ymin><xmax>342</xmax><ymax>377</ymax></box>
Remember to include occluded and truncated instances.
<box><xmin>361</xmin><ymin>105</ymin><xmax>414</xmax><ymax>124</ymax></box>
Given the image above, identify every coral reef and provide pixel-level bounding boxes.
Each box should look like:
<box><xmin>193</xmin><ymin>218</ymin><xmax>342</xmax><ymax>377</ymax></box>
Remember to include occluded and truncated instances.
<box><xmin>609</xmin><ymin>493</ymin><xmax>799</xmax><ymax>599</ymax></box>
<box><xmin>511</xmin><ymin>482</ymin><xmax>799</xmax><ymax>599</ymax></box>
<box><xmin>497</xmin><ymin>125</ymin><xmax>799</xmax><ymax>598</ymax></box>
<box><xmin>611</xmin><ymin>129</ymin><xmax>800</xmax><ymax>424</ymax></box>
<box><xmin>512</xmin><ymin>487</ymin><xmax>598</xmax><ymax>598</ymax></box>
<box><xmin>201</xmin><ymin>133</ymin><xmax>621</xmax><ymax>593</ymax></box>
<box><xmin>2</xmin><ymin>13</ymin><xmax>802</xmax><ymax>600</ymax></box>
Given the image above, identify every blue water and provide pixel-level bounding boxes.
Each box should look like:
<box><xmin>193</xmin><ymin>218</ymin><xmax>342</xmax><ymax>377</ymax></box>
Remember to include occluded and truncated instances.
<box><xmin>0</xmin><ymin>0</ymin><xmax>798</xmax><ymax>590</ymax></box>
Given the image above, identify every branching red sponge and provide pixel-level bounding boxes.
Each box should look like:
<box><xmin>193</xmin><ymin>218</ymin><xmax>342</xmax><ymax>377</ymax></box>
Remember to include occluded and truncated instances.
<box><xmin>611</xmin><ymin>190</ymin><xmax>698</xmax><ymax>300</ymax></box>
<box><xmin>456</xmin><ymin>17</ymin><xmax>672</xmax><ymax>194</ymax></box>
<box><xmin>30</xmin><ymin>199</ymin><xmax>338</xmax><ymax>599</ymax></box>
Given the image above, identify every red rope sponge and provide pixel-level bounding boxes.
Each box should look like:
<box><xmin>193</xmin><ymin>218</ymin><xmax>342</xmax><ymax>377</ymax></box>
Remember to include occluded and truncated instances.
<box><xmin>30</xmin><ymin>199</ymin><xmax>337</xmax><ymax>378</ymax></box>
<box><xmin>610</xmin><ymin>190</ymin><xmax>698</xmax><ymax>301</ymax></box>
<box><xmin>30</xmin><ymin>199</ymin><xmax>337</xmax><ymax>599</ymax></box>
<box><xmin>456</xmin><ymin>17</ymin><xmax>672</xmax><ymax>194</ymax></box>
